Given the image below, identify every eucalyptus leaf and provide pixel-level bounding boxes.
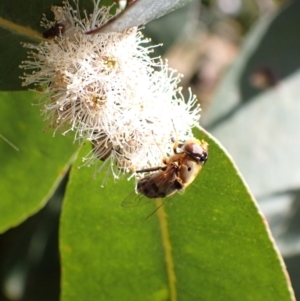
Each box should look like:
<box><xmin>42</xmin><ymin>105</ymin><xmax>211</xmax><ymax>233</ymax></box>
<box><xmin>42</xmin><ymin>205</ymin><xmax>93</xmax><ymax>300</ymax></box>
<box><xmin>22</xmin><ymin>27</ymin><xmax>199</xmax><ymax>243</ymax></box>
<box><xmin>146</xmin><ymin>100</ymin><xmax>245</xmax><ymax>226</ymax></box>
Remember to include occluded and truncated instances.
<box><xmin>60</xmin><ymin>127</ymin><xmax>294</xmax><ymax>301</ymax></box>
<box><xmin>0</xmin><ymin>91</ymin><xmax>78</xmax><ymax>233</ymax></box>
<box><xmin>202</xmin><ymin>1</ymin><xmax>300</xmax><ymax>256</ymax></box>
<box><xmin>88</xmin><ymin>0</ymin><xmax>194</xmax><ymax>34</ymax></box>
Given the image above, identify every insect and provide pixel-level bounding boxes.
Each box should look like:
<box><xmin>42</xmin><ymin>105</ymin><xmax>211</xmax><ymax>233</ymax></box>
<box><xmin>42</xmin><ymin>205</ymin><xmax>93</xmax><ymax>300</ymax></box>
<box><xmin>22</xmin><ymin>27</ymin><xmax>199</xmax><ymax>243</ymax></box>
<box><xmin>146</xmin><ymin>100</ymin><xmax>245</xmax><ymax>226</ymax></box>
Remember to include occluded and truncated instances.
<box><xmin>43</xmin><ymin>23</ymin><xmax>65</xmax><ymax>39</ymax></box>
<box><xmin>91</xmin><ymin>134</ymin><xmax>113</xmax><ymax>162</ymax></box>
<box><xmin>91</xmin><ymin>131</ymin><xmax>141</xmax><ymax>173</ymax></box>
<box><xmin>123</xmin><ymin>139</ymin><xmax>208</xmax><ymax>207</ymax></box>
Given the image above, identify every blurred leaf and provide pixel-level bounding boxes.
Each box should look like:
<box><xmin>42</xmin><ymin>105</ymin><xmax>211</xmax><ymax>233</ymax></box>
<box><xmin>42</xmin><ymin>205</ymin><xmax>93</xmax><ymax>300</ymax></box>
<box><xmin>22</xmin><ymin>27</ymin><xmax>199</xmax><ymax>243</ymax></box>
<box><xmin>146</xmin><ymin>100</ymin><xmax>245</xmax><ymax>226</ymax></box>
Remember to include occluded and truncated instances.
<box><xmin>0</xmin><ymin>0</ymin><xmax>103</xmax><ymax>32</ymax></box>
<box><xmin>89</xmin><ymin>0</ymin><xmax>194</xmax><ymax>34</ymax></box>
<box><xmin>0</xmin><ymin>91</ymin><xmax>78</xmax><ymax>233</ymax></box>
<box><xmin>0</xmin><ymin>187</ymin><xmax>63</xmax><ymax>301</ymax></box>
<box><xmin>203</xmin><ymin>1</ymin><xmax>300</xmax><ymax>198</ymax></box>
<box><xmin>0</xmin><ymin>0</ymin><xmax>61</xmax><ymax>91</ymax></box>
<box><xmin>0</xmin><ymin>0</ymin><xmax>107</xmax><ymax>91</ymax></box>
<box><xmin>202</xmin><ymin>1</ymin><xmax>300</xmax><ymax>257</ymax></box>
<box><xmin>0</xmin><ymin>27</ymin><xmax>36</xmax><ymax>91</ymax></box>
<box><xmin>60</xmin><ymin>127</ymin><xmax>294</xmax><ymax>301</ymax></box>
<box><xmin>143</xmin><ymin>1</ymin><xmax>194</xmax><ymax>56</ymax></box>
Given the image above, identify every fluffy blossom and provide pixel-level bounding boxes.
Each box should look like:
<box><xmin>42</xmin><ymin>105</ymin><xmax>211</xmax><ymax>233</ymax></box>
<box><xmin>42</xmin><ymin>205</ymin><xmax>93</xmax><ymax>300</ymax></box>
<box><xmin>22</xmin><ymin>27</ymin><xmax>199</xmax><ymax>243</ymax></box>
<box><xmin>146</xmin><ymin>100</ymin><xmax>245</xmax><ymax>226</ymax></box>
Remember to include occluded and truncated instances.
<box><xmin>20</xmin><ymin>0</ymin><xmax>201</xmax><ymax>179</ymax></box>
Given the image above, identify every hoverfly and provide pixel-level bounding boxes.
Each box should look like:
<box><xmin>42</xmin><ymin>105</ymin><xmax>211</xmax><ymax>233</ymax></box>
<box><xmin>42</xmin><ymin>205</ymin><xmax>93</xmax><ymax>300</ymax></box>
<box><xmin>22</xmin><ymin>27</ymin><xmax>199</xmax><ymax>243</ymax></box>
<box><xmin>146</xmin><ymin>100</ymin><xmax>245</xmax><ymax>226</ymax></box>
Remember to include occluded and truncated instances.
<box><xmin>122</xmin><ymin>139</ymin><xmax>208</xmax><ymax>207</ymax></box>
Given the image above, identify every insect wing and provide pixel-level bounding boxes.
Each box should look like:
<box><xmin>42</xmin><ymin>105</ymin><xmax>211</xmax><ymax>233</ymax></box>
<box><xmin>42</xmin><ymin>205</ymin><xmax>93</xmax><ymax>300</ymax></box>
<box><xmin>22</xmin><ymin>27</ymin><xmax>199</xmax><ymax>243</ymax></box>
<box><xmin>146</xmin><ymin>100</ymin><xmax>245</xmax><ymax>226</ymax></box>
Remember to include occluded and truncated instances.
<box><xmin>121</xmin><ymin>189</ymin><xmax>153</xmax><ymax>207</ymax></box>
<box><xmin>122</xmin><ymin>165</ymin><xmax>178</xmax><ymax>207</ymax></box>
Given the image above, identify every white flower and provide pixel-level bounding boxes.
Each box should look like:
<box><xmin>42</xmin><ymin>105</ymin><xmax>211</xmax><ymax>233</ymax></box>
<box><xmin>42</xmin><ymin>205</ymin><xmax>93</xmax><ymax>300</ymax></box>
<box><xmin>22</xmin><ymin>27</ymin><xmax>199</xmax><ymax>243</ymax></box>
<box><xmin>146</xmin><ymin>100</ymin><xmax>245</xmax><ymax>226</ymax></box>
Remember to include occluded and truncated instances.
<box><xmin>20</xmin><ymin>0</ymin><xmax>201</xmax><ymax>179</ymax></box>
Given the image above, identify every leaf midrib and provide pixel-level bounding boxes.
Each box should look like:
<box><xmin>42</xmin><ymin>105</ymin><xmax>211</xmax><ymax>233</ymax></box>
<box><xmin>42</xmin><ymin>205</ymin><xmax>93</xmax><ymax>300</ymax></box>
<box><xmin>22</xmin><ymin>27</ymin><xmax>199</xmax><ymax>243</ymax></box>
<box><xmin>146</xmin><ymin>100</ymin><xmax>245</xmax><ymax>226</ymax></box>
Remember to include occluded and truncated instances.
<box><xmin>0</xmin><ymin>16</ymin><xmax>41</xmax><ymax>40</ymax></box>
<box><xmin>156</xmin><ymin>198</ymin><xmax>177</xmax><ymax>301</ymax></box>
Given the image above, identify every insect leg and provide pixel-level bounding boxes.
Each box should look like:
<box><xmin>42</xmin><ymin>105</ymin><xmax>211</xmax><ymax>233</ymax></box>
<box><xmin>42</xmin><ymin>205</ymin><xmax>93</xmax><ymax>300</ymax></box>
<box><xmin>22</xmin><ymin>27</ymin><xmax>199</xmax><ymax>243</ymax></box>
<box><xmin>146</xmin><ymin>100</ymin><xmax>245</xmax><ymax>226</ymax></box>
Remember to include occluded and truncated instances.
<box><xmin>144</xmin><ymin>198</ymin><xmax>169</xmax><ymax>220</ymax></box>
<box><xmin>136</xmin><ymin>165</ymin><xmax>167</xmax><ymax>173</ymax></box>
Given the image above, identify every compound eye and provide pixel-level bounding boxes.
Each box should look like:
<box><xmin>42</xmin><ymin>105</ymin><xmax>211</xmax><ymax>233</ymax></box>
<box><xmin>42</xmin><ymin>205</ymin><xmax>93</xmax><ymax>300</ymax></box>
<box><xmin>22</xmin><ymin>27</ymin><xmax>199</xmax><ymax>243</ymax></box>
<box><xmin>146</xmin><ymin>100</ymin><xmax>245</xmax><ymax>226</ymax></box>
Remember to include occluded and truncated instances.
<box><xmin>183</xmin><ymin>142</ymin><xmax>208</xmax><ymax>164</ymax></box>
<box><xmin>198</xmin><ymin>150</ymin><xmax>208</xmax><ymax>164</ymax></box>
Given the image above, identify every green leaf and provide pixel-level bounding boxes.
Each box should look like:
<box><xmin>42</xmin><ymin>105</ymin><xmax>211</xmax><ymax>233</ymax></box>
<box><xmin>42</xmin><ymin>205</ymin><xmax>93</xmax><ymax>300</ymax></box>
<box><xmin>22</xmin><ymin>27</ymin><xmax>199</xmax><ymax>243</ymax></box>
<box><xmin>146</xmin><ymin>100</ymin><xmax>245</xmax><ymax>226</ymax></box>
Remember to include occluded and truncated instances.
<box><xmin>0</xmin><ymin>0</ymin><xmax>57</xmax><ymax>90</ymax></box>
<box><xmin>60</xmin><ymin>127</ymin><xmax>294</xmax><ymax>301</ymax></box>
<box><xmin>0</xmin><ymin>91</ymin><xmax>78</xmax><ymax>233</ymax></box>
